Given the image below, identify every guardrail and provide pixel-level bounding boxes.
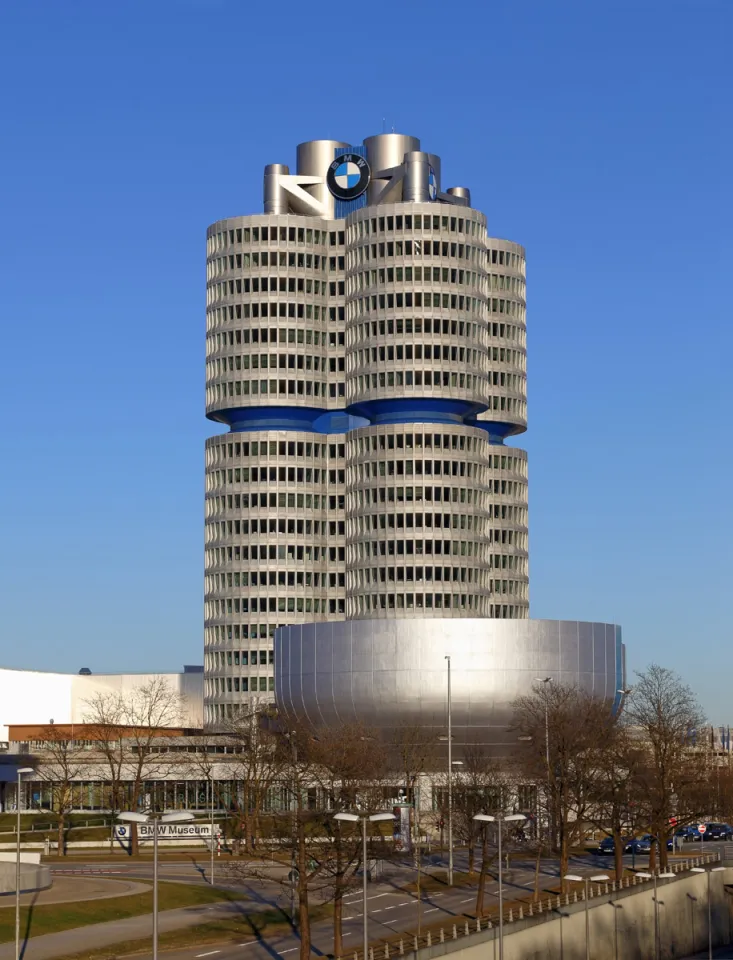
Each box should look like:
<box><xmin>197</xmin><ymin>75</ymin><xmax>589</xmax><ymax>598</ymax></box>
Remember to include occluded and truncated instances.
<box><xmin>339</xmin><ymin>851</ymin><xmax>722</xmax><ymax>960</ymax></box>
<box><xmin>0</xmin><ymin>817</ymin><xmax>115</xmax><ymax>835</ymax></box>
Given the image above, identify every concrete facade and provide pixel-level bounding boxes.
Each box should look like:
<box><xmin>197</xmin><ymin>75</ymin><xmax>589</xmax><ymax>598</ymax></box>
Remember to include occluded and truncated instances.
<box><xmin>205</xmin><ymin>134</ymin><xmax>529</xmax><ymax>724</ymax></box>
<box><xmin>0</xmin><ymin>667</ymin><xmax>204</xmax><ymax>742</ymax></box>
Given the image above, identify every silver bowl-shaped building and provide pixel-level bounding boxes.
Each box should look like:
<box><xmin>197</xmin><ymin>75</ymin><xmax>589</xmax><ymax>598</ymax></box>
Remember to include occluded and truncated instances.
<box><xmin>275</xmin><ymin>619</ymin><xmax>625</xmax><ymax>754</ymax></box>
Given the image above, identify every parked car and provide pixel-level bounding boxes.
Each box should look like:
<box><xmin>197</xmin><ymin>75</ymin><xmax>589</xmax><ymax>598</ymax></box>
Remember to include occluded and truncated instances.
<box><xmin>702</xmin><ymin>823</ymin><xmax>733</xmax><ymax>841</ymax></box>
<box><xmin>597</xmin><ymin>836</ymin><xmax>629</xmax><ymax>854</ymax></box>
<box><xmin>625</xmin><ymin>834</ymin><xmax>675</xmax><ymax>854</ymax></box>
<box><xmin>674</xmin><ymin>826</ymin><xmax>699</xmax><ymax>844</ymax></box>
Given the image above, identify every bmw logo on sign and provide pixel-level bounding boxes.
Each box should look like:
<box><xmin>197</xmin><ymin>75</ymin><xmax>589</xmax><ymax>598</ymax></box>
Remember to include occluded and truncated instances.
<box><xmin>428</xmin><ymin>166</ymin><xmax>438</xmax><ymax>201</ymax></box>
<box><xmin>327</xmin><ymin>153</ymin><xmax>370</xmax><ymax>201</ymax></box>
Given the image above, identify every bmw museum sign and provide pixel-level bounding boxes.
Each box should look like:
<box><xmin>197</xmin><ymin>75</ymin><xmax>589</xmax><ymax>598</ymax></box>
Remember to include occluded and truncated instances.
<box><xmin>114</xmin><ymin>822</ymin><xmax>222</xmax><ymax>843</ymax></box>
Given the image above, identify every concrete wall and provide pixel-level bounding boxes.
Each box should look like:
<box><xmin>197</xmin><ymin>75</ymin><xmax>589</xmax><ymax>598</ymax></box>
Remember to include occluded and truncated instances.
<box><xmin>410</xmin><ymin>868</ymin><xmax>732</xmax><ymax>960</ymax></box>
<box><xmin>0</xmin><ymin>861</ymin><xmax>51</xmax><ymax>896</ymax></box>
<box><xmin>0</xmin><ymin>667</ymin><xmax>203</xmax><ymax>739</ymax></box>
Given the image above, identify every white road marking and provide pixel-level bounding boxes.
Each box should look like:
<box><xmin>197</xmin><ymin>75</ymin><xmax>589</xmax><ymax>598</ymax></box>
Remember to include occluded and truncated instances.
<box><xmin>196</xmin><ymin>952</ymin><xmax>221</xmax><ymax>957</ymax></box>
<box><xmin>279</xmin><ymin>950</ymin><xmax>298</xmax><ymax>955</ymax></box>
<box><xmin>384</xmin><ymin>905</ymin><xmax>397</xmax><ymax>910</ymax></box>
<box><xmin>460</xmin><ymin>897</ymin><xmax>474</xmax><ymax>903</ymax></box>
<box><xmin>238</xmin><ymin>943</ymin><xmax>258</xmax><ymax>948</ymax></box>
<box><xmin>425</xmin><ymin>908</ymin><xmax>439</xmax><ymax>914</ymax></box>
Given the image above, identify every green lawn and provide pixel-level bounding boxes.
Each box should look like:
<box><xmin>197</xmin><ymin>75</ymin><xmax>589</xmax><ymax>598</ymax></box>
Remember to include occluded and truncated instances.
<box><xmin>0</xmin><ymin>882</ymin><xmax>248</xmax><ymax>943</ymax></box>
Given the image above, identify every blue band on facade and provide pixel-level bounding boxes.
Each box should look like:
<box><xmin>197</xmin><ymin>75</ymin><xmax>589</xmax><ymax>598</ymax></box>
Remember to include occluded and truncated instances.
<box><xmin>207</xmin><ymin>406</ymin><xmax>368</xmax><ymax>434</ymax></box>
<box><xmin>347</xmin><ymin>398</ymin><xmax>485</xmax><ymax>425</ymax></box>
<box><xmin>464</xmin><ymin>418</ymin><xmax>520</xmax><ymax>444</ymax></box>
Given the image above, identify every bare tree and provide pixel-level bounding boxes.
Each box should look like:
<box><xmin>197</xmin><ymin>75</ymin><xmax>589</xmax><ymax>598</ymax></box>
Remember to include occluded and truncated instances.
<box><xmin>513</xmin><ymin>682</ymin><xmax>616</xmax><ymax>889</ymax></box>
<box><xmin>84</xmin><ymin>677</ymin><xmax>183</xmax><ymax>853</ymax></box>
<box><xmin>309</xmin><ymin>723</ymin><xmax>387</xmax><ymax>958</ymax></box>
<box><xmin>34</xmin><ymin>726</ymin><xmax>86</xmax><ymax>856</ymax></box>
<box><xmin>623</xmin><ymin>664</ymin><xmax>707</xmax><ymax>870</ymax></box>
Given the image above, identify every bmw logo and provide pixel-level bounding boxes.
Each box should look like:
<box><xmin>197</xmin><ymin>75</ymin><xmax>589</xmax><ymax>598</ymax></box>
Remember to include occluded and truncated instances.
<box><xmin>428</xmin><ymin>166</ymin><xmax>438</xmax><ymax>201</ymax></box>
<box><xmin>327</xmin><ymin>153</ymin><xmax>370</xmax><ymax>201</ymax></box>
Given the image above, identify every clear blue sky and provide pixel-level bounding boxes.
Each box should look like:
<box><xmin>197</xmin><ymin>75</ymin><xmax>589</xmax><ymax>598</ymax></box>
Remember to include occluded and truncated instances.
<box><xmin>1</xmin><ymin>1</ymin><xmax>730</xmax><ymax>717</ymax></box>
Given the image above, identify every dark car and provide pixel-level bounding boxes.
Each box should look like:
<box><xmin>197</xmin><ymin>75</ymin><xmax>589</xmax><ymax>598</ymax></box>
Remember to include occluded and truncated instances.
<box><xmin>625</xmin><ymin>835</ymin><xmax>653</xmax><ymax>854</ymax></box>
<box><xmin>702</xmin><ymin>823</ymin><xmax>733</xmax><ymax>841</ymax></box>
<box><xmin>674</xmin><ymin>826</ymin><xmax>699</xmax><ymax>844</ymax></box>
<box><xmin>598</xmin><ymin>836</ymin><xmax>627</xmax><ymax>854</ymax></box>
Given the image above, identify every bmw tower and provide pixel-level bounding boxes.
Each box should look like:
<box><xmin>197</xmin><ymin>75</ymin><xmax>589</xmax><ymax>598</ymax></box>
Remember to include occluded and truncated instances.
<box><xmin>204</xmin><ymin>134</ymin><xmax>624</xmax><ymax>747</ymax></box>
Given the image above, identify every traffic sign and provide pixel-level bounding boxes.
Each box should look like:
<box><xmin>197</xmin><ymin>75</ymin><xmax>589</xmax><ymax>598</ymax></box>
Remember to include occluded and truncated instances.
<box><xmin>698</xmin><ymin>823</ymin><xmax>707</xmax><ymax>834</ymax></box>
<box><xmin>669</xmin><ymin>817</ymin><xmax>678</xmax><ymax>827</ymax></box>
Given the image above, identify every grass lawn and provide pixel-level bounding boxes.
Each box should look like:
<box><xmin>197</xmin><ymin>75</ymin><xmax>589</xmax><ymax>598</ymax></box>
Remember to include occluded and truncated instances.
<box><xmin>50</xmin><ymin>911</ymin><xmax>297</xmax><ymax>960</ymax></box>
<box><xmin>0</xmin><ymin>882</ymin><xmax>248</xmax><ymax>944</ymax></box>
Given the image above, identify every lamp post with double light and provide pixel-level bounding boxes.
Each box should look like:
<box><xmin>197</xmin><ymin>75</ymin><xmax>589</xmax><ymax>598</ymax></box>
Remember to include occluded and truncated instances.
<box><xmin>14</xmin><ymin>767</ymin><xmax>33</xmax><ymax>960</ymax></box>
<box><xmin>334</xmin><ymin>812</ymin><xmax>395</xmax><ymax>960</ymax></box>
<box><xmin>564</xmin><ymin>874</ymin><xmax>610</xmax><ymax>960</ymax></box>
<box><xmin>117</xmin><ymin>810</ymin><xmax>195</xmax><ymax>960</ymax></box>
<box><xmin>691</xmin><ymin>865</ymin><xmax>725</xmax><ymax>959</ymax></box>
<box><xmin>473</xmin><ymin>813</ymin><xmax>526</xmax><ymax>960</ymax></box>
<box><xmin>631</xmin><ymin>871</ymin><xmax>674</xmax><ymax>960</ymax></box>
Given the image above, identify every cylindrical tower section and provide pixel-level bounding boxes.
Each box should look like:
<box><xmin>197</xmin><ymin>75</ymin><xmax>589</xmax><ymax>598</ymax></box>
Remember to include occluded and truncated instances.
<box><xmin>206</xmin><ymin>214</ymin><xmax>347</xmax><ymax>431</ymax></box>
<box><xmin>344</xmin><ymin>423</ymin><xmax>528</xmax><ymax>620</ymax></box>
<box><xmin>263</xmin><ymin>164</ymin><xmax>290</xmax><ymax>215</ymax></box>
<box><xmin>204</xmin><ymin>431</ymin><xmax>347</xmax><ymax>724</ymax></box>
<box><xmin>344</xmin><ymin>202</ymin><xmax>495</xmax><ymax>426</ymax></box>
<box><xmin>296</xmin><ymin>140</ymin><xmax>349</xmax><ymax>220</ymax></box>
<box><xmin>471</xmin><ymin>237</ymin><xmax>527</xmax><ymax>442</ymax></box>
<box><xmin>363</xmin><ymin>133</ymin><xmax>420</xmax><ymax>204</ymax></box>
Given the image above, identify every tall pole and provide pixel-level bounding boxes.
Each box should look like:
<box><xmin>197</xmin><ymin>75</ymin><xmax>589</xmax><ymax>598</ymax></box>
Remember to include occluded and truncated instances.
<box><xmin>153</xmin><ymin>817</ymin><xmax>159</xmax><ymax>960</ymax></box>
<box><xmin>14</xmin><ymin>772</ymin><xmax>21</xmax><ymax>960</ymax></box>
<box><xmin>362</xmin><ymin>817</ymin><xmax>368</xmax><ymax>960</ymax></box>
<box><xmin>707</xmin><ymin>870</ymin><xmax>712</xmax><ymax>960</ymax></box>
<box><xmin>497</xmin><ymin>818</ymin><xmax>504</xmax><ymax>960</ymax></box>
<box><xmin>210</xmin><ymin>777</ymin><xmax>215</xmax><ymax>886</ymax></box>
<box><xmin>584</xmin><ymin>878</ymin><xmax>590</xmax><ymax>960</ymax></box>
<box><xmin>652</xmin><ymin>873</ymin><xmax>658</xmax><ymax>960</ymax></box>
<box><xmin>290</xmin><ymin>734</ymin><xmax>297</xmax><ymax>928</ymax></box>
<box><xmin>445</xmin><ymin>655</ymin><xmax>453</xmax><ymax>886</ymax></box>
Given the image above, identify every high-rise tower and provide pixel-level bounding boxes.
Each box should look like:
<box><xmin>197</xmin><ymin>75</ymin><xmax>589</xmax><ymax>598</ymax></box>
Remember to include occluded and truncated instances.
<box><xmin>204</xmin><ymin>134</ymin><xmax>528</xmax><ymax>725</ymax></box>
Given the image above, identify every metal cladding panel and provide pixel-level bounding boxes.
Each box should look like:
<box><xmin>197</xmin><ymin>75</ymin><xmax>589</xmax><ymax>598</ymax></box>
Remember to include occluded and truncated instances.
<box><xmin>275</xmin><ymin>618</ymin><xmax>624</xmax><ymax>757</ymax></box>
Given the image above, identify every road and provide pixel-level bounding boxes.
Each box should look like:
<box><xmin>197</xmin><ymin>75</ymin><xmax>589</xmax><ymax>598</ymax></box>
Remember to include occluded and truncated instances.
<box><xmin>27</xmin><ymin>841</ymin><xmax>724</xmax><ymax>960</ymax></box>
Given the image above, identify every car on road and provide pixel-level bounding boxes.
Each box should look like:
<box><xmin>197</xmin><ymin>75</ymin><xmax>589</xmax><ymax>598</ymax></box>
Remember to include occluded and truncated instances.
<box><xmin>702</xmin><ymin>822</ymin><xmax>733</xmax><ymax>841</ymax></box>
<box><xmin>625</xmin><ymin>834</ymin><xmax>675</xmax><ymax>854</ymax></box>
<box><xmin>597</xmin><ymin>836</ymin><xmax>629</xmax><ymax>854</ymax></box>
<box><xmin>674</xmin><ymin>826</ymin><xmax>700</xmax><ymax>843</ymax></box>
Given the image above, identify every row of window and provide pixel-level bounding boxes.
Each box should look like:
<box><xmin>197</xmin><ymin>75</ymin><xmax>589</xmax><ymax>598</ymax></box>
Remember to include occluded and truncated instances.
<box><xmin>204</xmin><ymin>541</ymin><xmax>346</xmax><ymax>562</ymax></box>
<box><xmin>352</xmin><ymin>438</ymin><xmax>525</xmax><ymax>468</ymax></box>
<box><xmin>349</xmin><ymin>318</ymin><xmax>525</xmax><ymax>345</ymax></box>
<box><xmin>209</xmin><ymin>355</ymin><xmax>336</xmax><ymax>375</ymax></box>
<box><xmin>349</xmin><ymin>242</ymin><xmax>482</xmax><ymax>269</ymax></box>
<box><xmin>207</xmin><ymin>571</ymin><xmax>345</xmax><ymax>589</ymax></box>
<box><xmin>207</xmin><ymin>251</ymin><xmax>334</xmax><ymax>281</ymax></box>
<box><xmin>349</xmin><ymin>291</ymin><xmax>482</xmax><ymax>315</ymax></box>
<box><xmin>354</xmin><ymin>565</ymin><xmax>501</xmax><ymax>585</ymax></box>
<box><xmin>210</xmin><ymin>650</ymin><xmax>274</xmax><ymax>667</ymax></box>
<box><xmin>356</xmin><ymin>488</ymin><xmax>527</xmax><ymax>514</ymax></box>
<box><xmin>205</xmin><ymin>494</ymin><xmax>345</xmax><ymax>518</ymax></box>
<box><xmin>207</xmin><ymin>439</ymin><xmax>345</xmax><ymax>462</ymax></box>
<box><xmin>207</xmin><ymin>324</ymin><xmax>344</xmax><ymax>348</ymax></box>
<box><xmin>207</xmin><ymin>379</ymin><xmax>345</xmax><ymax>402</ymax></box>
<box><xmin>207</xmin><ymin>518</ymin><xmax>345</xmax><ymax>536</ymax></box>
<box><xmin>207</xmin><ymin>596</ymin><xmax>345</xmax><ymax>615</ymax></box>
<box><xmin>350</xmin><ymin>212</ymin><xmax>484</xmax><ymax>238</ymax></box>
<box><xmin>207</xmin><ymin>623</ymin><xmax>278</xmax><ymax>641</ymax></box>
<box><xmin>207</xmin><ymin>225</ymin><xmax>344</xmax><ymax>253</ymax></box>
<box><xmin>351</xmin><ymin>595</ymin><xmax>526</xmax><ymax>618</ymax></box>
<box><xmin>207</xmin><ymin>288</ymin><xmax>344</xmax><ymax>312</ymax></box>
<box><xmin>210</xmin><ymin>676</ymin><xmax>274</xmax><ymax>694</ymax></box>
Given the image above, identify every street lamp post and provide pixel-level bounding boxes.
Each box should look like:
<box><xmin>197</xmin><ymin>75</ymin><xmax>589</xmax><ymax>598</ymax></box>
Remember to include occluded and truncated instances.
<box><xmin>334</xmin><ymin>812</ymin><xmax>395</xmax><ymax>960</ymax></box>
<box><xmin>209</xmin><ymin>777</ymin><xmax>215</xmax><ymax>886</ymax></box>
<box><xmin>564</xmin><ymin>874</ymin><xmax>610</xmax><ymax>960</ymax></box>
<box><xmin>474</xmin><ymin>813</ymin><xmax>526</xmax><ymax>960</ymax></box>
<box><xmin>445</xmin><ymin>655</ymin><xmax>453</xmax><ymax>886</ymax></box>
<box><xmin>635</xmin><ymin>871</ymin><xmax>674</xmax><ymax>960</ymax></box>
<box><xmin>534</xmin><ymin>678</ymin><xmax>552</xmax><ymax>845</ymax></box>
<box><xmin>117</xmin><ymin>810</ymin><xmax>195</xmax><ymax>960</ymax></box>
<box><xmin>14</xmin><ymin>767</ymin><xmax>33</xmax><ymax>960</ymax></box>
<box><xmin>691</xmin><ymin>865</ymin><xmax>725</xmax><ymax>960</ymax></box>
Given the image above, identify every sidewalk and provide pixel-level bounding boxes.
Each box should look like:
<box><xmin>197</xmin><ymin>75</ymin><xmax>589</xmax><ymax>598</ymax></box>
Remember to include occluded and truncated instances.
<box><xmin>0</xmin><ymin>876</ymin><xmax>150</xmax><ymax>909</ymax></box>
<box><xmin>0</xmin><ymin>899</ymin><xmax>261</xmax><ymax>960</ymax></box>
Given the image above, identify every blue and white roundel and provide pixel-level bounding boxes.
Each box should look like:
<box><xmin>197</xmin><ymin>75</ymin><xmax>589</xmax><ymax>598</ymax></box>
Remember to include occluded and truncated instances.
<box><xmin>428</xmin><ymin>166</ymin><xmax>438</xmax><ymax>201</ymax></box>
<box><xmin>334</xmin><ymin>160</ymin><xmax>362</xmax><ymax>190</ymax></box>
<box><xmin>327</xmin><ymin>152</ymin><xmax>371</xmax><ymax>201</ymax></box>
